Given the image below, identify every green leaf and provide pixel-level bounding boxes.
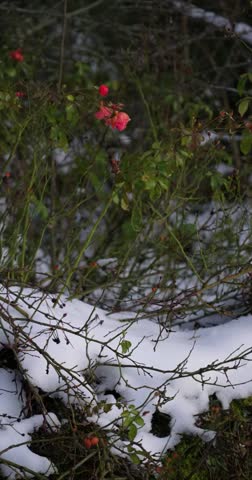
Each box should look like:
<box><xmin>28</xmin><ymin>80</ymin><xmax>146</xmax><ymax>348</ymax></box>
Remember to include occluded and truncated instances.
<box><xmin>210</xmin><ymin>173</ymin><xmax>223</xmax><ymax>191</ymax></box>
<box><xmin>240</xmin><ymin>131</ymin><xmax>252</xmax><ymax>155</ymax></box>
<box><xmin>6</xmin><ymin>67</ymin><xmax>16</xmax><ymax>78</ymax></box>
<box><xmin>237</xmin><ymin>74</ymin><xmax>248</xmax><ymax>96</ymax></box>
<box><xmin>238</xmin><ymin>98</ymin><xmax>249</xmax><ymax>117</ymax></box>
<box><xmin>181</xmin><ymin>134</ymin><xmax>190</xmax><ymax>147</ymax></box>
<box><xmin>66</xmin><ymin>103</ymin><xmax>79</xmax><ymax>125</ymax></box>
<box><xmin>142</xmin><ymin>176</ymin><xmax>156</xmax><ymax>190</ymax></box>
<box><xmin>135</xmin><ymin>416</ymin><xmax>145</xmax><ymax>427</ymax></box>
<box><xmin>127</xmin><ymin>445</ymin><xmax>134</xmax><ymax>453</ymax></box>
<box><xmin>152</xmin><ymin>141</ymin><xmax>161</xmax><ymax>150</ymax></box>
<box><xmin>150</xmin><ymin>184</ymin><xmax>162</xmax><ymax>201</ymax></box>
<box><xmin>103</xmin><ymin>403</ymin><xmax>112</xmax><ymax>413</ymax></box>
<box><xmin>121</xmin><ymin>197</ymin><xmax>129</xmax><ymax>211</ymax></box>
<box><xmin>121</xmin><ymin>339</ymin><xmax>132</xmax><ymax>354</ymax></box>
<box><xmin>158</xmin><ymin>178</ymin><xmax>169</xmax><ymax>190</ymax></box>
<box><xmin>112</xmin><ymin>192</ymin><xmax>120</xmax><ymax>205</ymax></box>
<box><xmin>75</xmin><ymin>61</ymin><xmax>90</xmax><ymax>77</ymax></box>
<box><xmin>30</xmin><ymin>195</ymin><xmax>48</xmax><ymax>220</ymax></box>
<box><xmin>130</xmin><ymin>453</ymin><xmax>141</xmax><ymax>464</ymax></box>
<box><xmin>181</xmin><ymin>223</ymin><xmax>197</xmax><ymax>237</ymax></box>
<box><xmin>175</xmin><ymin>153</ymin><xmax>185</xmax><ymax>168</ymax></box>
<box><xmin>50</xmin><ymin>126</ymin><xmax>68</xmax><ymax>150</ymax></box>
<box><xmin>131</xmin><ymin>204</ymin><xmax>142</xmax><ymax>232</ymax></box>
<box><xmin>128</xmin><ymin>423</ymin><xmax>138</xmax><ymax>441</ymax></box>
<box><xmin>89</xmin><ymin>173</ymin><xmax>102</xmax><ymax>192</ymax></box>
<box><xmin>0</xmin><ymin>93</ymin><xmax>11</xmax><ymax>102</ymax></box>
<box><xmin>141</xmin><ymin>150</ymin><xmax>152</xmax><ymax>160</ymax></box>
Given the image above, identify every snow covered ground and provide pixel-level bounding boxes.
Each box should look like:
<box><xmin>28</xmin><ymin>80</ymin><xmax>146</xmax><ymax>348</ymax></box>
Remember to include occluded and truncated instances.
<box><xmin>1</xmin><ymin>285</ymin><xmax>252</xmax><ymax>477</ymax></box>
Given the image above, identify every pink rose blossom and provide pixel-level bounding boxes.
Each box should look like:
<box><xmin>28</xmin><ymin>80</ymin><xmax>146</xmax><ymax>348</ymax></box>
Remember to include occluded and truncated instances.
<box><xmin>95</xmin><ymin>103</ymin><xmax>112</xmax><ymax>119</ymax></box>
<box><xmin>95</xmin><ymin>100</ymin><xmax>131</xmax><ymax>131</ymax></box>
<box><xmin>107</xmin><ymin>111</ymin><xmax>131</xmax><ymax>131</ymax></box>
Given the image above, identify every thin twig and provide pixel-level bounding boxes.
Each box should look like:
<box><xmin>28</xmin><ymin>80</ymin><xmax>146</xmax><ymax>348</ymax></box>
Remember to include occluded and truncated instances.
<box><xmin>66</xmin><ymin>0</ymin><xmax>105</xmax><ymax>18</ymax></box>
<box><xmin>58</xmin><ymin>0</ymin><xmax>68</xmax><ymax>93</ymax></box>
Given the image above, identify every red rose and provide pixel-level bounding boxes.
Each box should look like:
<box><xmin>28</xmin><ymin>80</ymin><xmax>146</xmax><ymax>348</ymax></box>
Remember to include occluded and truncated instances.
<box><xmin>98</xmin><ymin>84</ymin><xmax>109</xmax><ymax>97</ymax></box>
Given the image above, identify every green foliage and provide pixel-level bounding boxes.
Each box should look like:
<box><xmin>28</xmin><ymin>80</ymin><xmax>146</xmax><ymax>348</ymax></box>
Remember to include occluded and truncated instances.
<box><xmin>121</xmin><ymin>404</ymin><xmax>145</xmax><ymax>450</ymax></box>
<box><xmin>120</xmin><ymin>338</ymin><xmax>132</xmax><ymax>354</ymax></box>
<box><xmin>240</xmin><ymin>129</ymin><xmax>252</xmax><ymax>154</ymax></box>
<box><xmin>237</xmin><ymin>73</ymin><xmax>252</xmax><ymax>96</ymax></box>
<box><xmin>238</xmin><ymin>97</ymin><xmax>250</xmax><ymax>117</ymax></box>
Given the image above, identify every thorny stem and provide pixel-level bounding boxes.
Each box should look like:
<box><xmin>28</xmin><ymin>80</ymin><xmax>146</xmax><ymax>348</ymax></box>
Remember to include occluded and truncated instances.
<box><xmin>56</xmin><ymin>194</ymin><xmax>114</xmax><ymax>302</ymax></box>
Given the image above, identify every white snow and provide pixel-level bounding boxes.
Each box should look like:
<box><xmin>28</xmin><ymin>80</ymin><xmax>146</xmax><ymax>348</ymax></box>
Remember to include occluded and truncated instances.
<box><xmin>1</xmin><ymin>285</ymin><xmax>252</xmax><ymax>476</ymax></box>
<box><xmin>0</xmin><ymin>368</ymin><xmax>59</xmax><ymax>478</ymax></box>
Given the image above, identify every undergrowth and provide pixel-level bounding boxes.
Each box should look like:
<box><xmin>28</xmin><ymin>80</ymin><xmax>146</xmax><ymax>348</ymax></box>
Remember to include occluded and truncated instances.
<box><xmin>1</xmin><ymin>1</ymin><xmax>252</xmax><ymax>479</ymax></box>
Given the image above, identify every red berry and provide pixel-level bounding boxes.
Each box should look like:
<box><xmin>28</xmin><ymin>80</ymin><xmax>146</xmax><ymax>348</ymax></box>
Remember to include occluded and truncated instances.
<box><xmin>172</xmin><ymin>452</ymin><xmax>179</xmax><ymax>459</ymax></box>
<box><xmin>90</xmin><ymin>436</ymin><xmax>99</xmax><ymax>446</ymax></box>
<box><xmin>90</xmin><ymin>261</ymin><xmax>97</xmax><ymax>268</ymax></box>
<box><xmin>83</xmin><ymin>438</ymin><xmax>92</xmax><ymax>449</ymax></box>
